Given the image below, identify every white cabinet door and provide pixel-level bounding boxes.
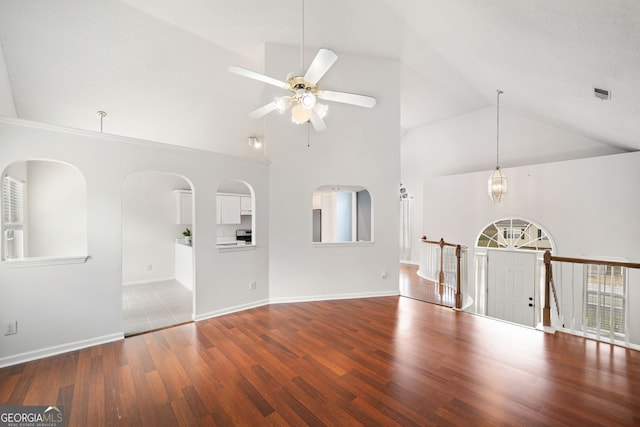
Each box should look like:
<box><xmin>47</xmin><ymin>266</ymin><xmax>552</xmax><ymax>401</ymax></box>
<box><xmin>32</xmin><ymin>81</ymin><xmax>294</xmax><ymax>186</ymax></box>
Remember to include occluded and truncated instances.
<box><xmin>174</xmin><ymin>243</ymin><xmax>193</xmax><ymax>291</ymax></box>
<box><xmin>217</xmin><ymin>195</ymin><xmax>241</xmax><ymax>224</ymax></box>
<box><xmin>240</xmin><ymin>196</ymin><xmax>252</xmax><ymax>215</ymax></box>
<box><xmin>176</xmin><ymin>191</ymin><xmax>192</xmax><ymax>224</ymax></box>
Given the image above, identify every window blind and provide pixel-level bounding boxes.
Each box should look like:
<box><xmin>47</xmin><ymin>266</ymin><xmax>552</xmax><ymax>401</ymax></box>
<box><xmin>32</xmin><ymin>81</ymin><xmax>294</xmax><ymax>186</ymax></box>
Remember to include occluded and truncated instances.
<box><xmin>2</xmin><ymin>175</ymin><xmax>24</xmax><ymax>225</ymax></box>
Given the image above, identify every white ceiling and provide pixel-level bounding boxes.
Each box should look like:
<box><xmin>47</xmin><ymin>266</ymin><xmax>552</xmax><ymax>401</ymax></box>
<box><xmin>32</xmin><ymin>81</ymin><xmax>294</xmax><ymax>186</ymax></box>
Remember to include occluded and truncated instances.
<box><xmin>1</xmin><ymin>0</ymin><xmax>639</xmax><ymax>156</ymax></box>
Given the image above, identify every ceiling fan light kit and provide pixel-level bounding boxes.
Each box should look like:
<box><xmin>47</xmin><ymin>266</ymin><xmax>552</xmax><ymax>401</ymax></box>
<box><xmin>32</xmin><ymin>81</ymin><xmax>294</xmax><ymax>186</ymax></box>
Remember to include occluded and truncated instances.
<box><xmin>228</xmin><ymin>1</ymin><xmax>376</xmax><ymax>132</ymax></box>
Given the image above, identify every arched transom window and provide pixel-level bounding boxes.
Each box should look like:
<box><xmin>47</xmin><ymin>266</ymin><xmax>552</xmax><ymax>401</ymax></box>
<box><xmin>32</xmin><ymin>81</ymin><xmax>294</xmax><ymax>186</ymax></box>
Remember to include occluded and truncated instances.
<box><xmin>476</xmin><ymin>218</ymin><xmax>552</xmax><ymax>251</ymax></box>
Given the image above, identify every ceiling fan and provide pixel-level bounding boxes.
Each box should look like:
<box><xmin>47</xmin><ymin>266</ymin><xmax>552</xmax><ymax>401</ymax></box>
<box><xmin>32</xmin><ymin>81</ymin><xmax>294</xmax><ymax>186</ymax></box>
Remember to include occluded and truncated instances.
<box><xmin>227</xmin><ymin>2</ymin><xmax>376</xmax><ymax>132</ymax></box>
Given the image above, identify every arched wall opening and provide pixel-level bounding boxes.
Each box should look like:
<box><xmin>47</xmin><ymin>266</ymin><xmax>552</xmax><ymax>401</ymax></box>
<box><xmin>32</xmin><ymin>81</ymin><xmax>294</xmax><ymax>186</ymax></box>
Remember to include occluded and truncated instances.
<box><xmin>1</xmin><ymin>159</ymin><xmax>87</xmax><ymax>261</ymax></box>
<box><xmin>216</xmin><ymin>180</ymin><xmax>255</xmax><ymax>246</ymax></box>
<box><xmin>121</xmin><ymin>171</ymin><xmax>194</xmax><ymax>336</ymax></box>
<box><xmin>311</xmin><ymin>185</ymin><xmax>373</xmax><ymax>244</ymax></box>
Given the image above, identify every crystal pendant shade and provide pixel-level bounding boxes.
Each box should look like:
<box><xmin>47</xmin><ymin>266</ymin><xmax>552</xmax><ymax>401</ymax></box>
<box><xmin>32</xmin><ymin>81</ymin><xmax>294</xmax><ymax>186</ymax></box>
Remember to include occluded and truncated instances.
<box><xmin>488</xmin><ymin>89</ymin><xmax>507</xmax><ymax>203</ymax></box>
<box><xmin>488</xmin><ymin>166</ymin><xmax>508</xmax><ymax>203</ymax></box>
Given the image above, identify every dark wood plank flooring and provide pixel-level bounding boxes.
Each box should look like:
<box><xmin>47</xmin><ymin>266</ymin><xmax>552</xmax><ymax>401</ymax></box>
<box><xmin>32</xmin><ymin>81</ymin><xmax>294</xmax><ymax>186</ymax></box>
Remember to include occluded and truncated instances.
<box><xmin>1</xmin><ymin>297</ymin><xmax>639</xmax><ymax>426</ymax></box>
<box><xmin>400</xmin><ymin>263</ymin><xmax>456</xmax><ymax>307</ymax></box>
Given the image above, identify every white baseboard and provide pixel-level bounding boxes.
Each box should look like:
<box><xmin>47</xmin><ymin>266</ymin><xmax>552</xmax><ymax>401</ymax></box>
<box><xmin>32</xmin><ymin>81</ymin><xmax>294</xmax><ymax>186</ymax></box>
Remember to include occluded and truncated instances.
<box><xmin>0</xmin><ymin>292</ymin><xmax>400</xmax><ymax>368</ymax></box>
<box><xmin>556</xmin><ymin>327</ymin><xmax>640</xmax><ymax>351</ymax></box>
<box><xmin>269</xmin><ymin>290</ymin><xmax>400</xmax><ymax>305</ymax></box>
<box><xmin>194</xmin><ymin>299</ymin><xmax>270</xmax><ymax>322</ymax></box>
<box><xmin>122</xmin><ymin>276</ymin><xmax>175</xmax><ymax>287</ymax></box>
<box><xmin>193</xmin><ymin>291</ymin><xmax>400</xmax><ymax>321</ymax></box>
<box><xmin>400</xmin><ymin>260</ymin><xmax>419</xmax><ymax>266</ymax></box>
<box><xmin>0</xmin><ymin>332</ymin><xmax>123</xmax><ymax>368</ymax></box>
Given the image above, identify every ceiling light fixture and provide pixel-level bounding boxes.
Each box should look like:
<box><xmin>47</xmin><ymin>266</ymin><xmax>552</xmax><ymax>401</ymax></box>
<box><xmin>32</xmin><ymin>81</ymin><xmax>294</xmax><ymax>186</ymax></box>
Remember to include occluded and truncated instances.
<box><xmin>488</xmin><ymin>90</ymin><xmax>507</xmax><ymax>203</ymax></box>
<box><xmin>227</xmin><ymin>0</ymin><xmax>375</xmax><ymax>132</ymax></box>
<box><xmin>248</xmin><ymin>134</ymin><xmax>262</xmax><ymax>149</ymax></box>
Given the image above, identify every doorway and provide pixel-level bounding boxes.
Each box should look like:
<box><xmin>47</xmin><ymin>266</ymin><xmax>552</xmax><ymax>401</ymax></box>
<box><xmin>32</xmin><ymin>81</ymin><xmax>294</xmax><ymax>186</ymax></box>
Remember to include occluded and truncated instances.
<box><xmin>121</xmin><ymin>172</ymin><xmax>194</xmax><ymax>336</ymax></box>
<box><xmin>487</xmin><ymin>250</ymin><xmax>536</xmax><ymax>327</ymax></box>
<box><xmin>475</xmin><ymin>217</ymin><xmax>555</xmax><ymax>327</ymax></box>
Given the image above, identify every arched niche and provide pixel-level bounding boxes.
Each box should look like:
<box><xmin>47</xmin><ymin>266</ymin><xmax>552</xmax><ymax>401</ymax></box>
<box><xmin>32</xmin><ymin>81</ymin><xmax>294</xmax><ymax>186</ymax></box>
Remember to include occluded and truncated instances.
<box><xmin>216</xmin><ymin>180</ymin><xmax>255</xmax><ymax>246</ymax></box>
<box><xmin>312</xmin><ymin>185</ymin><xmax>372</xmax><ymax>243</ymax></box>
<box><xmin>2</xmin><ymin>159</ymin><xmax>87</xmax><ymax>261</ymax></box>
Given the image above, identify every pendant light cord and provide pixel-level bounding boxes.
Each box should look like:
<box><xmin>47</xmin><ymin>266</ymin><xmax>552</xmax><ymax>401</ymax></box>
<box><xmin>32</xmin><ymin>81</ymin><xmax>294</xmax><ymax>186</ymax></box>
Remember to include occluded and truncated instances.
<box><xmin>300</xmin><ymin>0</ymin><xmax>305</xmax><ymax>70</ymax></box>
<box><xmin>496</xmin><ymin>90</ymin><xmax>503</xmax><ymax>168</ymax></box>
<box><xmin>97</xmin><ymin>110</ymin><xmax>107</xmax><ymax>133</ymax></box>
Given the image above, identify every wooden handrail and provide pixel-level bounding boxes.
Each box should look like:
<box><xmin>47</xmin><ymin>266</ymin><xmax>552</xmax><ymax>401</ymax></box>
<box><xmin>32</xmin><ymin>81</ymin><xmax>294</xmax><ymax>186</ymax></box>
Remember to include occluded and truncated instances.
<box><xmin>420</xmin><ymin>236</ymin><xmax>469</xmax><ymax>251</ymax></box>
<box><xmin>543</xmin><ymin>250</ymin><xmax>640</xmax><ymax>327</ymax></box>
<box><xmin>548</xmin><ymin>254</ymin><xmax>640</xmax><ymax>269</ymax></box>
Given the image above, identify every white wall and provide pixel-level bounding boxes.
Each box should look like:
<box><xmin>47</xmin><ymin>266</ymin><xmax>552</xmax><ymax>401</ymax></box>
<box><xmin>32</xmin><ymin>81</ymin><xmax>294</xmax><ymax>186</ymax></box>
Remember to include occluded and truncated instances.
<box><xmin>122</xmin><ymin>172</ymin><xmax>190</xmax><ymax>284</ymax></box>
<box><xmin>0</xmin><ymin>118</ymin><xmax>270</xmax><ymax>366</ymax></box>
<box><xmin>0</xmin><ymin>43</ymin><xmax>16</xmax><ymax>118</ymax></box>
<box><xmin>266</xmin><ymin>44</ymin><xmax>401</xmax><ymax>301</ymax></box>
<box><xmin>401</xmin><ymin>106</ymin><xmax>625</xmax><ymax>263</ymax></box>
<box><xmin>420</xmin><ymin>151</ymin><xmax>640</xmax><ymax>345</ymax></box>
<box><xmin>26</xmin><ymin>160</ymin><xmax>87</xmax><ymax>258</ymax></box>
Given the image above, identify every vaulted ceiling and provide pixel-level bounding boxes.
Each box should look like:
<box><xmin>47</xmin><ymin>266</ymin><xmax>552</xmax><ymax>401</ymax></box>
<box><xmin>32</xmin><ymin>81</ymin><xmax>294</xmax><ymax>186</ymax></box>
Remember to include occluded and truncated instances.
<box><xmin>1</xmin><ymin>0</ymin><xmax>638</xmax><ymax>157</ymax></box>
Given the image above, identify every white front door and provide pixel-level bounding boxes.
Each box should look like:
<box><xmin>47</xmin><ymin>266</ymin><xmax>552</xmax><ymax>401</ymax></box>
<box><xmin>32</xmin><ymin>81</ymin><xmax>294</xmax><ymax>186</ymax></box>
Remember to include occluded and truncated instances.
<box><xmin>487</xmin><ymin>250</ymin><xmax>536</xmax><ymax>327</ymax></box>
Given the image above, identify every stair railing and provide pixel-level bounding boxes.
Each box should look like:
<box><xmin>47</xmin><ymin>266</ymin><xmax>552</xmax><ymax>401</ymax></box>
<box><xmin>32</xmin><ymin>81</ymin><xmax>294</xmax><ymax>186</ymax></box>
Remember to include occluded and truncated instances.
<box><xmin>420</xmin><ymin>237</ymin><xmax>468</xmax><ymax>309</ymax></box>
<box><xmin>543</xmin><ymin>250</ymin><xmax>640</xmax><ymax>328</ymax></box>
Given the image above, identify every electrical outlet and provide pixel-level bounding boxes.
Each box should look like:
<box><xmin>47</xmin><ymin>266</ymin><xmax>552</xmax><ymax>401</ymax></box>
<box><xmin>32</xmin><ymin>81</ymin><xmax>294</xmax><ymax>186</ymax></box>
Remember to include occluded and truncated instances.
<box><xmin>249</xmin><ymin>281</ymin><xmax>257</xmax><ymax>290</ymax></box>
<box><xmin>5</xmin><ymin>321</ymin><xmax>17</xmax><ymax>336</ymax></box>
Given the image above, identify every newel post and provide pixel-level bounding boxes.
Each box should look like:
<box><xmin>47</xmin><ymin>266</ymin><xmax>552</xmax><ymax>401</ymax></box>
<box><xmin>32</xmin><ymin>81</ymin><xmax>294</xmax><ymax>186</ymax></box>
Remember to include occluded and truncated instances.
<box><xmin>543</xmin><ymin>250</ymin><xmax>552</xmax><ymax>327</ymax></box>
<box><xmin>455</xmin><ymin>245</ymin><xmax>462</xmax><ymax>309</ymax></box>
<box><xmin>438</xmin><ymin>238</ymin><xmax>445</xmax><ymax>286</ymax></box>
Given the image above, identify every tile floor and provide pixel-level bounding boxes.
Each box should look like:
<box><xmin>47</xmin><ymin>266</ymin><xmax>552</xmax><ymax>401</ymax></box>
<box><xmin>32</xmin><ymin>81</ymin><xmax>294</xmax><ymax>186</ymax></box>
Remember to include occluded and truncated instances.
<box><xmin>122</xmin><ymin>279</ymin><xmax>193</xmax><ymax>336</ymax></box>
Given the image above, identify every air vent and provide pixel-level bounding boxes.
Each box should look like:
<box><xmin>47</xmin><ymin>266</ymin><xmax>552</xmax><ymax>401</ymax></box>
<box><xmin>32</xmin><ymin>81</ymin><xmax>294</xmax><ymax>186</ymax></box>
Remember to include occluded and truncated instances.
<box><xmin>594</xmin><ymin>87</ymin><xmax>611</xmax><ymax>100</ymax></box>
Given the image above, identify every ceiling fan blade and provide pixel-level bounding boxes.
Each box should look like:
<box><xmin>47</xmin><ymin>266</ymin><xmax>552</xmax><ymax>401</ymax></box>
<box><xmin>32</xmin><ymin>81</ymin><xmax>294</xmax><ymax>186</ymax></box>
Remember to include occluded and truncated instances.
<box><xmin>249</xmin><ymin>101</ymin><xmax>278</xmax><ymax>119</ymax></box>
<box><xmin>318</xmin><ymin>90</ymin><xmax>377</xmax><ymax>108</ymax></box>
<box><xmin>309</xmin><ymin>110</ymin><xmax>327</xmax><ymax>132</ymax></box>
<box><xmin>228</xmin><ymin>65</ymin><xmax>289</xmax><ymax>90</ymax></box>
<box><xmin>304</xmin><ymin>48</ymin><xmax>338</xmax><ymax>85</ymax></box>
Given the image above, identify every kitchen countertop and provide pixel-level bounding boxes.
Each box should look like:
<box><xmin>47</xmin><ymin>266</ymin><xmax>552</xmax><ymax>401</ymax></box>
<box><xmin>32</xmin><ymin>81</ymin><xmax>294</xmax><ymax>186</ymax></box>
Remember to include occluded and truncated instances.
<box><xmin>217</xmin><ymin>240</ymin><xmax>252</xmax><ymax>247</ymax></box>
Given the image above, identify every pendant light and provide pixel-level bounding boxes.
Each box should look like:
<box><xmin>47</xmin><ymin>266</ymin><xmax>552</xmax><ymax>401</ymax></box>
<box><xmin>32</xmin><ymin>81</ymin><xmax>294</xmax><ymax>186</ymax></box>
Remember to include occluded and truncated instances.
<box><xmin>488</xmin><ymin>90</ymin><xmax>507</xmax><ymax>202</ymax></box>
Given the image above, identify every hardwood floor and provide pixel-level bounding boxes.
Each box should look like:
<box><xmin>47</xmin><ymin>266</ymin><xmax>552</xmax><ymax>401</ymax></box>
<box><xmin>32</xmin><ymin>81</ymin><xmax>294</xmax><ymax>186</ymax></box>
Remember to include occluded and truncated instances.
<box><xmin>1</xmin><ymin>297</ymin><xmax>639</xmax><ymax>426</ymax></box>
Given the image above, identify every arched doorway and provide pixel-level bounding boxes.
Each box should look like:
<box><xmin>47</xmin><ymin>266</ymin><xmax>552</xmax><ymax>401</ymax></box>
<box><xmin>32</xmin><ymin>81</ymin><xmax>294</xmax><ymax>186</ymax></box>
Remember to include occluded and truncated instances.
<box><xmin>474</xmin><ymin>218</ymin><xmax>555</xmax><ymax>327</ymax></box>
<box><xmin>121</xmin><ymin>171</ymin><xmax>194</xmax><ymax>336</ymax></box>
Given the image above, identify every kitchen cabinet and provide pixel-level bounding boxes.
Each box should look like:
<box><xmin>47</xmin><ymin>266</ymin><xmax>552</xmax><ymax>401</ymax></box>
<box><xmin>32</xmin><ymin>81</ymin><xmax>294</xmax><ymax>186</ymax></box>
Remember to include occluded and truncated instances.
<box><xmin>217</xmin><ymin>194</ymin><xmax>241</xmax><ymax>224</ymax></box>
<box><xmin>240</xmin><ymin>195</ymin><xmax>252</xmax><ymax>215</ymax></box>
<box><xmin>174</xmin><ymin>243</ymin><xmax>193</xmax><ymax>291</ymax></box>
<box><xmin>175</xmin><ymin>190</ymin><xmax>192</xmax><ymax>224</ymax></box>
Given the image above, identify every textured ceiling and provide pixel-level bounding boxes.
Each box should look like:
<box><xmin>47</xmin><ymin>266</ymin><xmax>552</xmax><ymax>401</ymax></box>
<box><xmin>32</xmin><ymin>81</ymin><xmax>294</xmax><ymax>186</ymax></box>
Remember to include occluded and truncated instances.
<box><xmin>0</xmin><ymin>0</ymin><xmax>639</xmax><ymax>157</ymax></box>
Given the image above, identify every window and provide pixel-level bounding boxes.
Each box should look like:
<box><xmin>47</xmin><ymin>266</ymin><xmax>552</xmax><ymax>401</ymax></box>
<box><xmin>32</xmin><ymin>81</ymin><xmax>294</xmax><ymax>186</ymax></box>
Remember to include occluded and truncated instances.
<box><xmin>584</xmin><ymin>264</ymin><xmax>626</xmax><ymax>337</ymax></box>
<box><xmin>2</xmin><ymin>175</ymin><xmax>25</xmax><ymax>259</ymax></box>
<box><xmin>477</xmin><ymin>218</ymin><xmax>552</xmax><ymax>250</ymax></box>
